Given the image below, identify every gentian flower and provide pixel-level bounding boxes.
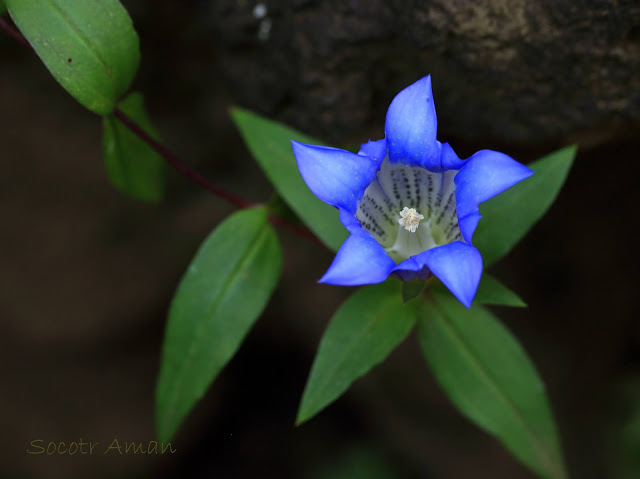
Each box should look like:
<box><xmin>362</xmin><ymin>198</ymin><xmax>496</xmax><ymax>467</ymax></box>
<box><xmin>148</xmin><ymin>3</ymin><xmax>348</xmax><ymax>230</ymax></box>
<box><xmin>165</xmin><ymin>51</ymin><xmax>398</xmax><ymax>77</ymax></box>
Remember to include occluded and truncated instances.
<box><xmin>291</xmin><ymin>76</ymin><xmax>533</xmax><ymax>307</ymax></box>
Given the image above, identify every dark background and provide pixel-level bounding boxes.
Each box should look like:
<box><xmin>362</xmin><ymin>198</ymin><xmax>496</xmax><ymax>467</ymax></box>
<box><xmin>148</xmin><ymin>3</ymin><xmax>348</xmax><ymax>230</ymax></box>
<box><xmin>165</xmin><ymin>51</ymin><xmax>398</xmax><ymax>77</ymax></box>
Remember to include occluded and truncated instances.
<box><xmin>1</xmin><ymin>1</ymin><xmax>639</xmax><ymax>478</ymax></box>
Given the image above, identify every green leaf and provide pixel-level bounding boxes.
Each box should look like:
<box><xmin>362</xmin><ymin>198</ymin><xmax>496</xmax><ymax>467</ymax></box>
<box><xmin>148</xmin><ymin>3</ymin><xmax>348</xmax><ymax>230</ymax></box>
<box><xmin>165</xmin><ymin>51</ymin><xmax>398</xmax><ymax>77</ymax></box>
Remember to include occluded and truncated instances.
<box><xmin>476</xmin><ymin>274</ymin><xmax>527</xmax><ymax>307</ymax></box>
<box><xmin>7</xmin><ymin>0</ymin><xmax>140</xmax><ymax>114</ymax></box>
<box><xmin>1</xmin><ymin>1</ymin><xmax>7</xmax><ymax>15</ymax></box>
<box><xmin>313</xmin><ymin>445</ymin><xmax>399</xmax><ymax>479</ymax></box>
<box><xmin>474</xmin><ymin>145</ymin><xmax>576</xmax><ymax>266</ymax></box>
<box><xmin>432</xmin><ymin>273</ymin><xmax>526</xmax><ymax>308</ymax></box>
<box><xmin>297</xmin><ymin>281</ymin><xmax>417</xmax><ymax>425</ymax></box>
<box><xmin>402</xmin><ymin>280</ymin><xmax>425</xmax><ymax>303</ymax></box>
<box><xmin>102</xmin><ymin>92</ymin><xmax>165</xmax><ymax>202</ymax></box>
<box><xmin>230</xmin><ymin>107</ymin><xmax>348</xmax><ymax>251</ymax></box>
<box><xmin>156</xmin><ymin>207</ymin><xmax>282</xmax><ymax>442</ymax></box>
<box><xmin>418</xmin><ymin>292</ymin><xmax>567</xmax><ymax>479</ymax></box>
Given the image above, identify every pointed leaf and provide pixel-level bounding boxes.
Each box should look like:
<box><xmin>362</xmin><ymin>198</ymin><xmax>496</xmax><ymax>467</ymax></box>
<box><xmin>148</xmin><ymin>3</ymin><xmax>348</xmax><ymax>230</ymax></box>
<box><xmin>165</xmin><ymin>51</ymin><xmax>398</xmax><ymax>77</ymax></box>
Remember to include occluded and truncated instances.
<box><xmin>156</xmin><ymin>207</ymin><xmax>282</xmax><ymax>442</ymax></box>
<box><xmin>474</xmin><ymin>146</ymin><xmax>576</xmax><ymax>266</ymax></box>
<box><xmin>230</xmin><ymin>107</ymin><xmax>347</xmax><ymax>251</ymax></box>
<box><xmin>297</xmin><ymin>281</ymin><xmax>416</xmax><ymax>425</ymax></box>
<box><xmin>432</xmin><ymin>273</ymin><xmax>526</xmax><ymax>308</ymax></box>
<box><xmin>418</xmin><ymin>292</ymin><xmax>567</xmax><ymax>479</ymax></box>
<box><xmin>475</xmin><ymin>274</ymin><xmax>527</xmax><ymax>307</ymax></box>
<box><xmin>102</xmin><ymin>92</ymin><xmax>165</xmax><ymax>202</ymax></box>
<box><xmin>7</xmin><ymin>0</ymin><xmax>140</xmax><ymax>114</ymax></box>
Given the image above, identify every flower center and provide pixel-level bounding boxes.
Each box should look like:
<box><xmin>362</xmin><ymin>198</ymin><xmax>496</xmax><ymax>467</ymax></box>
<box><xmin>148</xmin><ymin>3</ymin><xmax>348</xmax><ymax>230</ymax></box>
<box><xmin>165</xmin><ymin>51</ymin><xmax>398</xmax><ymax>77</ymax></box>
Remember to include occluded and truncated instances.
<box><xmin>355</xmin><ymin>159</ymin><xmax>462</xmax><ymax>263</ymax></box>
<box><xmin>398</xmin><ymin>207</ymin><xmax>424</xmax><ymax>233</ymax></box>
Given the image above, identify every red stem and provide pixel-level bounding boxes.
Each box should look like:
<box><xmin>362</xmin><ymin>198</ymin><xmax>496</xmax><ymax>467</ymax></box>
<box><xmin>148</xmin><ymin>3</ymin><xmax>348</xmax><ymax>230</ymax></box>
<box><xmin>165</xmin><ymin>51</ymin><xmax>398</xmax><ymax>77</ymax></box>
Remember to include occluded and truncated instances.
<box><xmin>113</xmin><ymin>108</ymin><xmax>252</xmax><ymax>210</ymax></box>
<box><xmin>114</xmin><ymin>109</ymin><xmax>322</xmax><ymax>245</ymax></box>
<box><xmin>267</xmin><ymin>213</ymin><xmax>324</xmax><ymax>246</ymax></box>
<box><xmin>0</xmin><ymin>17</ymin><xmax>32</xmax><ymax>50</ymax></box>
<box><xmin>1</xmin><ymin>17</ymin><xmax>325</xmax><ymax>247</ymax></box>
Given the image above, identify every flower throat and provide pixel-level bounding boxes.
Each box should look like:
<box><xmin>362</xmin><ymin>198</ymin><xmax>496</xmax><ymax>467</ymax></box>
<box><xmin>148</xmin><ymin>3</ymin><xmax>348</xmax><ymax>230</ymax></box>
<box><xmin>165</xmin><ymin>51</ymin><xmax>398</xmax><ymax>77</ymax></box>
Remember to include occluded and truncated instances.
<box><xmin>355</xmin><ymin>159</ymin><xmax>462</xmax><ymax>263</ymax></box>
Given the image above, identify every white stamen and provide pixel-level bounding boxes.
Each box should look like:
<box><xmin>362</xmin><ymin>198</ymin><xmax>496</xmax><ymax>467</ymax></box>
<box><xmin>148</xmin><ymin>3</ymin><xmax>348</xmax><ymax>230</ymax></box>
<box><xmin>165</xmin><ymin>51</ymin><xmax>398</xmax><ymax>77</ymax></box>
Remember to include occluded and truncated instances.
<box><xmin>398</xmin><ymin>207</ymin><xmax>424</xmax><ymax>233</ymax></box>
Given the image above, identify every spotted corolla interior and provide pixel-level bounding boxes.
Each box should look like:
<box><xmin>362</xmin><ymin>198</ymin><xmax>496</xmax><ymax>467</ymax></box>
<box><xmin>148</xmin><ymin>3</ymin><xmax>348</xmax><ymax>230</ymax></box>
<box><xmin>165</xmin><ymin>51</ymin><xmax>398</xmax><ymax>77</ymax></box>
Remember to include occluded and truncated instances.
<box><xmin>355</xmin><ymin>159</ymin><xmax>461</xmax><ymax>263</ymax></box>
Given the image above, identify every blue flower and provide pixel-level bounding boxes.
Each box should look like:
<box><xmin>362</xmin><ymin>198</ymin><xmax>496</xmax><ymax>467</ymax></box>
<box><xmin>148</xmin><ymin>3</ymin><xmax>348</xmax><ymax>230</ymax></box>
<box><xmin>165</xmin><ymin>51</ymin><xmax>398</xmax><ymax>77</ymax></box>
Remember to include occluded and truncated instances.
<box><xmin>291</xmin><ymin>76</ymin><xmax>533</xmax><ymax>308</ymax></box>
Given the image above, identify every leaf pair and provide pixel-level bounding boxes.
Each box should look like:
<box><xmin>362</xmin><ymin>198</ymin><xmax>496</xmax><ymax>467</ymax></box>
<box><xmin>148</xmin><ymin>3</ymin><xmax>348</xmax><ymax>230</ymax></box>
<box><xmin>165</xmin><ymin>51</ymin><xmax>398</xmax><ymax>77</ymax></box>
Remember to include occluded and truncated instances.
<box><xmin>297</xmin><ymin>279</ymin><xmax>566</xmax><ymax>479</ymax></box>
<box><xmin>294</xmin><ymin>273</ymin><xmax>527</xmax><ymax>426</ymax></box>
<box><xmin>7</xmin><ymin>1</ymin><xmax>165</xmax><ymax>201</ymax></box>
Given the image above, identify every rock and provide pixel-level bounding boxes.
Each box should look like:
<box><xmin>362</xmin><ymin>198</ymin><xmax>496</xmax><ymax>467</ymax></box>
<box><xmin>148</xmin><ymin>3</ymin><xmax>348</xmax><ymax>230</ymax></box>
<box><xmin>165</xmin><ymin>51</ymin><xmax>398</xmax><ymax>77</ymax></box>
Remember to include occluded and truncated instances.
<box><xmin>206</xmin><ymin>0</ymin><xmax>640</xmax><ymax>147</ymax></box>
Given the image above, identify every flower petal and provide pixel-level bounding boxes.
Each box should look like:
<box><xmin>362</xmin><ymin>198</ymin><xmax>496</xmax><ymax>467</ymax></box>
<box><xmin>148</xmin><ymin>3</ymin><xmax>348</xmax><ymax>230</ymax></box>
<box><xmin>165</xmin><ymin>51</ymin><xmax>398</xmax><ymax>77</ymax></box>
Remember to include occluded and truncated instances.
<box><xmin>292</xmin><ymin>141</ymin><xmax>380</xmax><ymax>213</ymax></box>
<box><xmin>338</xmin><ymin>208</ymin><xmax>366</xmax><ymax>234</ymax></box>
<box><xmin>440</xmin><ymin>142</ymin><xmax>466</xmax><ymax>170</ymax></box>
<box><xmin>458</xmin><ymin>212</ymin><xmax>482</xmax><ymax>244</ymax></box>
<box><xmin>455</xmin><ymin>150</ymin><xmax>533</xmax><ymax>241</ymax></box>
<box><xmin>358</xmin><ymin>139</ymin><xmax>387</xmax><ymax>161</ymax></box>
<box><xmin>428</xmin><ymin>242</ymin><xmax>483</xmax><ymax>307</ymax></box>
<box><xmin>319</xmin><ymin>218</ymin><xmax>396</xmax><ymax>286</ymax></box>
<box><xmin>385</xmin><ymin>75</ymin><xmax>440</xmax><ymax>170</ymax></box>
<box><xmin>391</xmin><ymin>256</ymin><xmax>431</xmax><ymax>282</ymax></box>
<box><xmin>391</xmin><ymin>241</ymin><xmax>482</xmax><ymax>307</ymax></box>
<box><xmin>423</xmin><ymin>242</ymin><xmax>482</xmax><ymax>308</ymax></box>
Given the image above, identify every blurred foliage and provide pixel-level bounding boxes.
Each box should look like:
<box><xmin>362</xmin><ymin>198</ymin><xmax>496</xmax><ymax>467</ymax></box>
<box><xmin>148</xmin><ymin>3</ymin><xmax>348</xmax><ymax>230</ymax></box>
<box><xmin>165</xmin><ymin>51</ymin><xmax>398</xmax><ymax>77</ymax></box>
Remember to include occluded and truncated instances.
<box><xmin>102</xmin><ymin>92</ymin><xmax>166</xmax><ymax>202</ymax></box>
